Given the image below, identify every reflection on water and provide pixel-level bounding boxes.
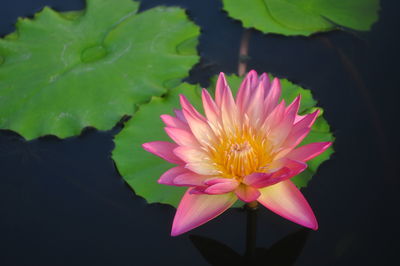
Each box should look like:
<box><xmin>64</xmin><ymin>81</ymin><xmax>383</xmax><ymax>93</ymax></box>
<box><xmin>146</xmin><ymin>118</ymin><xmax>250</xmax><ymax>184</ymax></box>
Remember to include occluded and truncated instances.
<box><xmin>190</xmin><ymin>228</ymin><xmax>309</xmax><ymax>266</ymax></box>
<box><xmin>190</xmin><ymin>204</ymin><xmax>310</xmax><ymax>266</ymax></box>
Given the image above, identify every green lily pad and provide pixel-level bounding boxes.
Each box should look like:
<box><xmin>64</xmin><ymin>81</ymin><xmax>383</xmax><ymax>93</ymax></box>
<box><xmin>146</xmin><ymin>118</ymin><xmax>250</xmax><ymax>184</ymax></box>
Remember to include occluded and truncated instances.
<box><xmin>222</xmin><ymin>0</ymin><xmax>380</xmax><ymax>36</ymax></box>
<box><xmin>0</xmin><ymin>0</ymin><xmax>199</xmax><ymax>140</ymax></box>
<box><xmin>112</xmin><ymin>75</ymin><xmax>334</xmax><ymax>207</ymax></box>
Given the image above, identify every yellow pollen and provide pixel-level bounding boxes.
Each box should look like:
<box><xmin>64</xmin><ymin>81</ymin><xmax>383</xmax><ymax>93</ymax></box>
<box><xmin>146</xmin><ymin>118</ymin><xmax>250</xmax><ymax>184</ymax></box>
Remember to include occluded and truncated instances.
<box><xmin>209</xmin><ymin>127</ymin><xmax>273</xmax><ymax>181</ymax></box>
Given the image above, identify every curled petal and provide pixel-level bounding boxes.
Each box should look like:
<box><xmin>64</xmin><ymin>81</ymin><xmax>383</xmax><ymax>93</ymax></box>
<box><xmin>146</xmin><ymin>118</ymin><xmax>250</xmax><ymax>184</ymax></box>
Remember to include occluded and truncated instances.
<box><xmin>173</xmin><ymin>172</ymin><xmax>211</xmax><ymax>187</ymax></box>
<box><xmin>257</xmin><ymin>180</ymin><xmax>318</xmax><ymax>230</ymax></box>
<box><xmin>171</xmin><ymin>189</ymin><xmax>237</xmax><ymax>236</ymax></box>
<box><xmin>204</xmin><ymin>178</ymin><xmax>239</xmax><ymax>194</ymax></box>
<box><xmin>158</xmin><ymin>166</ymin><xmax>188</xmax><ymax>185</ymax></box>
<box><xmin>243</xmin><ymin>168</ymin><xmax>291</xmax><ymax>188</ymax></box>
<box><xmin>243</xmin><ymin>172</ymin><xmax>273</xmax><ymax>187</ymax></box>
<box><xmin>287</xmin><ymin>142</ymin><xmax>333</xmax><ymax>162</ymax></box>
<box><xmin>142</xmin><ymin>141</ymin><xmax>183</xmax><ymax>164</ymax></box>
<box><xmin>235</xmin><ymin>184</ymin><xmax>261</xmax><ymax>202</ymax></box>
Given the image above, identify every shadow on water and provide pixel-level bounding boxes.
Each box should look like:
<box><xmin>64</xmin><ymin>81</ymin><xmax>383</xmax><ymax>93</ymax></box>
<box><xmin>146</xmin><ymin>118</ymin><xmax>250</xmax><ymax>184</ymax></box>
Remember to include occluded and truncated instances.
<box><xmin>190</xmin><ymin>228</ymin><xmax>310</xmax><ymax>266</ymax></box>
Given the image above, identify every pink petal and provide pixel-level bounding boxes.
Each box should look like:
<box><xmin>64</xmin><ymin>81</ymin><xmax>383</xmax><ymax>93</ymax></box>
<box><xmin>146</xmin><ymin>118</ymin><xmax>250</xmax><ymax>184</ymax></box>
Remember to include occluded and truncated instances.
<box><xmin>236</xmin><ymin>74</ymin><xmax>250</xmax><ymax>112</ymax></box>
<box><xmin>182</xmin><ymin>108</ymin><xmax>216</xmax><ymax>146</ymax></box>
<box><xmin>236</xmin><ymin>70</ymin><xmax>257</xmax><ymax>112</ymax></box>
<box><xmin>174</xmin><ymin>109</ymin><xmax>186</xmax><ymax>122</ymax></box>
<box><xmin>158</xmin><ymin>166</ymin><xmax>188</xmax><ymax>185</ymax></box>
<box><xmin>243</xmin><ymin>172</ymin><xmax>273</xmax><ymax>187</ymax></box>
<box><xmin>257</xmin><ymin>180</ymin><xmax>318</xmax><ymax>230</ymax></box>
<box><xmin>263</xmin><ymin>78</ymin><xmax>282</xmax><ymax>117</ymax></box>
<box><xmin>185</xmin><ymin>161</ymin><xmax>220</xmax><ymax>176</ymax></box>
<box><xmin>235</xmin><ymin>184</ymin><xmax>261</xmax><ymax>202</ymax></box>
<box><xmin>243</xmin><ymin>168</ymin><xmax>291</xmax><ymax>188</ymax></box>
<box><xmin>142</xmin><ymin>141</ymin><xmax>183</xmax><ymax>164</ymax></box>
<box><xmin>160</xmin><ymin>114</ymin><xmax>190</xmax><ymax>130</ymax></box>
<box><xmin>173</xmin><ymin>172</ymin><xmax>211</xmax><ymax>186</ymax></box>
<box><xmin>201</xmin><ymin>89</ymin><xmax>220</xmax><ymax>128</ymax></box>
<box><xmin>204</xmin><ymin>179</ymin><xmax>239</xmax><ymax>194</ymax></box>
<box><xmin>259</xmin><ymin>72</ymin><xmax>271</xmax><ymax>96</ymax></box>
<box><xmin>220</xmin><ymin>90</ymin><xmax>239</xmax><ymax>134</ymax></box>
<box><xmin>215</xmin><ymin>72</ymin><xmax>228</xmax><ymax>107</ymax></box>
<box><xmin>283</xmin><ymin>110</ymin><xmax>319</xmax><ymax>148</ymax></box>
<box><xmin>261</xmin><ymin>100</ymin><xmax>286</xmax><ymax>132</ymax></box>
<box><xmin>246</xmin><ymin>81</ymin><xmax>265</xmax><ymax>125</ymax></box>
<box><xmin>173</xmin><ymin>146</ymin><xmax>210</xmax><ymax>164</ymax></box>
<box><xmin>247</xmin><ymin>70</ymin><xmax>259</xmax><ymax>91</ymax></box>
<box><xmin>171</xmin><ymin>189</ymin><xmax>237</xmax><ymax>236</ymax></box>
<box><xmin>180</xmin><ymin>94</ymin><xmax>206</xmax><ymax>122</ymax></box>
<box><xmin>268</xmin><ymin>96</ymin><xmax>301</xmax><ymax>146</ymax></box>
<box><xmin>164</xmin><ymin>127</ymin><xmax>199</xmax><ymax>147</ymax></box>
<box><xmin>287</xmin><ymin>142</ymin><xmax>333</xmax><ymax>162</ymax></box>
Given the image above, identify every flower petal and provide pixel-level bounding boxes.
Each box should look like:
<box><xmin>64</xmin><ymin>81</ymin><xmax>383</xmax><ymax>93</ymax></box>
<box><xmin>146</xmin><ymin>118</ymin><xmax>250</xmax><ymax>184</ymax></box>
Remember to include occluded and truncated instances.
<box><xmin>173</xmin><ymin>146</ymin><xmax>219</xmax><ymax>175</ymax></box>
<box><xmin>171</xmin><ymin>189</ymin><xmax>237</xmax><ymax>236</ymax></box>
<box><xmin>243</xmin><ymin>172</ymin><xmax>273</xmax><ymax>187</ymax></box>
<box><xmin>263</xmin><ymin>78</ymin><xmax>282</xmax><ymax>117</ymax></box>
<box><xmin>215</xmin><ymin>72</ymin><xmax>229</xmax><ymax>107</ymax></box>
<box><xmin>158</xmin><ymin>166</ymin><xmax>188</xmax><ymax>185</ymax></box>
<box><xmin>235</xmin><ymin>184</ymin><xmax>261</xmax><ymax>202</ymax></box>
<box><xmin>165</xmin><ymin>127</ymin><xmax>199</xmax><ymax>147</ymax></box>
<box><xmin>160</xmin><ymin>114</ymin><xmax>190</xmax><ymax>130</ymax></box>
<box><xmin>201</xmin><ymin>88</ymin><xmax>220</xmax><ymax>129</ymax></box>
<box><xmin>268</xmin><ymin>95</ymin><xmax>301</xmax><ymax>146</ymax></box>
<box><xmin>185</xmin><ymin>161</ymin><xmax>220</xmax><ymax>176</ymax></box>
<box><xmin>287</xmin><ymin>142</ymin><xmax>333</xmax><ymax>162</ymax></box>
<box><xmin>257</xmin><ymin>180</ymin><xmax>318</xmax><ymax>230</ymax></box>
<box><xmin>174</xmin><ymin>109</ymin><xmax>186</xmax><ymax>122</ymax></box>
<box><xmin>236</xmin><ymin>73</ymin><xmax>251</xmax><ymax>112</ymax></box>
<box><xmin>182</xmin><ymin>107</ymin><xmax>216</xmax><ymax>146</ymax></box>
<box><xmin>173</xmin><ymin>146</ymin><xmax>210</xmax><ymax>164</ymax></box>
<box><xmin>204</xmin><ymin>179</ymin><xmax>239</xmax><ymax>194</ymax></box>
<box><xmin>284</xmin><ymin>110</ymin><xmax>319</xmax><ymax>148</ymax></box>
<box><xmin>180</xmin><ymin>94</ymin><xmax>206</xmax><ymax>122</ymax></box>
<box><xmin>173</xmin><ymin>172</ymin><xmax>211</xmax><ymax>186</ymax></box>
<box><xmin>259</xmin><ymin>72</ymin><xmax>271</xmax><ymax>96</ymax></box>
<box><xmin>220</xmin><ymin>80</ymin><xmax>238</xmax><ymax>134</ymax></box>
<box><xmin>246</xmin><ymin>81</ymin><xmax>265</xmax><ymax>125</ymax></box>
<box><xmin>142</xmin><ymin>141</ymin><xmax>183</xmax><ymax>164</ymax></box>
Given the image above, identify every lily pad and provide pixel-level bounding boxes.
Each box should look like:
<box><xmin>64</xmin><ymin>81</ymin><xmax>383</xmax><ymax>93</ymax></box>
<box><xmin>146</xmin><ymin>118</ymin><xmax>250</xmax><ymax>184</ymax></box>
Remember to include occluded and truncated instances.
<box><xmin>0</xmin><ymin>0</ymin><xmax>200</xmax><ymax>140</ymax></box>
<box><xmin>112</xmin><ymin>75</ymin><xmax>334</xmax><ymax>207</ymax></box>
<box><xmin>222</xmin><ymin>0</ymin><xmax>380</xmax><ymax>36</ymax></box>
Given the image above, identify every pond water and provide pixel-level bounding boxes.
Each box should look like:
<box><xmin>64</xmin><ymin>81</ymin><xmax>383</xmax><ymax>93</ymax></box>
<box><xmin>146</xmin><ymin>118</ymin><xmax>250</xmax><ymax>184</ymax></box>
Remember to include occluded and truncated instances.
<box><xmin>1</xmin><ymin>0</ymin><xmax>399</xmax><ymax>265</ymax></box>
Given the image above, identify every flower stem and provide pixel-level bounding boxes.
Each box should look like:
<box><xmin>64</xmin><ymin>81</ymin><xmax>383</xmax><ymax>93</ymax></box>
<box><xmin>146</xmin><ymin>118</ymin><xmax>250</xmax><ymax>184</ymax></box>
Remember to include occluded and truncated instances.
<box><xmin>245</xmin><ymin>201</ymin><xmax>258</xmax><ymax>261</ymax></box>
<box><xmin>238</xmin><ymin>29</ymin><xmax>251</xmax><ymax>76</ymax></box>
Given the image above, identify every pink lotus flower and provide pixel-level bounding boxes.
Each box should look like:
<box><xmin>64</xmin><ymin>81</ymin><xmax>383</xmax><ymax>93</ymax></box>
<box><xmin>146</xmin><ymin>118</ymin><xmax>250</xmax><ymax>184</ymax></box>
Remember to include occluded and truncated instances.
<box><xmin>143</xmin><ymin>70</ymin><xmax>332</xmax><ymax>236</ymax></box>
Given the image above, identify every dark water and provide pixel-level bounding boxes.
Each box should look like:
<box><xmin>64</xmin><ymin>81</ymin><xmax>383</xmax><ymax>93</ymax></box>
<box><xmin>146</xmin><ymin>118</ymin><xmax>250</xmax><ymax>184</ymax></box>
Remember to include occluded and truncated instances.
<box><xmin>1</xmin><ymin>0</ymin><xmax>399</xmax><ymax>265</ymax></box>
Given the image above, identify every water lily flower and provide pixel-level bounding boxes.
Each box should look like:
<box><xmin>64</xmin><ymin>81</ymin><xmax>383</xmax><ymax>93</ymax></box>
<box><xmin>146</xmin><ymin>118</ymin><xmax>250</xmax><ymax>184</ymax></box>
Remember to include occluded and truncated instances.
<box><xmin>143</xmin><ymin>70</ymin><xmax>332</xmax><ymax>236</ymax></box>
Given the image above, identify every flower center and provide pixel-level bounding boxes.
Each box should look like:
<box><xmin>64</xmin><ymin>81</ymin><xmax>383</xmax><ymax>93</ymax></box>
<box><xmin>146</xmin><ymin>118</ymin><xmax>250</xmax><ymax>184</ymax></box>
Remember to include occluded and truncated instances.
<box><xmin>210</xmin><ymin>129</ymin><xmax>273</xmax><ymax>180</ymax></box>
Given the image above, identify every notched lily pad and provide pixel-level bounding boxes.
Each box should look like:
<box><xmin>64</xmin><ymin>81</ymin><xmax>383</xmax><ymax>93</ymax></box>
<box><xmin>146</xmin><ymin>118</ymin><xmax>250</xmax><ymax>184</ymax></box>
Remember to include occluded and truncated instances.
<box><xmin>222</xmin><ymin>0</ymin><xmax>380</xmax><ymax>36</ymax></box>
<box><xmin>112</xmin><ymin>75</ymin><xmax>334</xmax><ymax>207</ymax></box>
<box><xmin>0</xmin><ymin>0</ymin><xmax>200</xmax><ymax>140</ymax></box>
